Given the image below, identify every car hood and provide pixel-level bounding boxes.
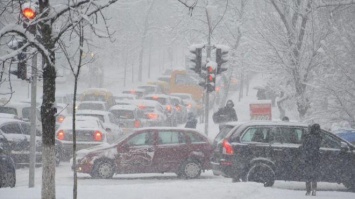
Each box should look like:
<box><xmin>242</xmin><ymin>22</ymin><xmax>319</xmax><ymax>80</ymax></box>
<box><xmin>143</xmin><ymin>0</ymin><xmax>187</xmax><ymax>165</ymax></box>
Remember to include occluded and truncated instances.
<box><xmin>76</xmin><ymin>142</ymin><xmax>115</xmax><ymax>158</ymax></box>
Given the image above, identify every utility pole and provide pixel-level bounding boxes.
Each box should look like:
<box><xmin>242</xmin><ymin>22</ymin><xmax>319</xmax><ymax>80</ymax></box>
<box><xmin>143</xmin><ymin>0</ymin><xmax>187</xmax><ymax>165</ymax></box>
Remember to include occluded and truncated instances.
<box><xmin>29</xmin><ymin>53</ymin><xmax>37</xmax><ymax>188</ymax></box>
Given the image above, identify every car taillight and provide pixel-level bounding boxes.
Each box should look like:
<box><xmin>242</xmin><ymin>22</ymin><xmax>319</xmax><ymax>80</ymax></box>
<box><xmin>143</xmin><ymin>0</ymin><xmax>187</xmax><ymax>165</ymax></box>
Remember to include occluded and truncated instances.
<box><xmin>93</xmin><ymin>131</ymin><xmax>103</xmax><ymax>141</ymax></box>
<box><xmin>147</xmin><ymin>113</ymin><xmax>158</xmax><ymax>120</ymax></box>
<box><xmin>175</xmin><ymin>106</ymin><xmax>181</xmax><ymax>111</ymax></box>
<box><xmin>187</xmin><ymin>104</ymin><xmax>192</xmax><ymax>109</ymax></box>
<box><xmin>57</xmin><ymin>115</ymin><xmax>65</xmax><ymax>123</ymax></box>
<box><xmin>166</xmin><ymin>105</ymin><xmax>171</xmax><ymax>111</ymax></box>
<box><xmin>134</xmin><ymin>120</ymin><xmax>141</xmax><ymax>128</ymax></box>
<box><xmin>222</xmin><ymin>139</ymin><xmax>234</xmax><ymax>155</ymax></box>
<box><xmin>57</xmin><ymin>130</ymin><xmax>65</xmax><ymax>140</ymax></box>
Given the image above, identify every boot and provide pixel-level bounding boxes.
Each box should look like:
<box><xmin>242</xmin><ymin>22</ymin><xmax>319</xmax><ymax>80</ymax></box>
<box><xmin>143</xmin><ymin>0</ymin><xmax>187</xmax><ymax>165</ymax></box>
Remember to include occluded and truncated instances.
<box><xmin>311</xmin><ymin>182</ymin><xmax>317</xmax><ymax>196</ymax></box>
<box><xmin>305</xmin><ymin>182</ymin><xmax>311</xmax><ymax>196</ymax></box>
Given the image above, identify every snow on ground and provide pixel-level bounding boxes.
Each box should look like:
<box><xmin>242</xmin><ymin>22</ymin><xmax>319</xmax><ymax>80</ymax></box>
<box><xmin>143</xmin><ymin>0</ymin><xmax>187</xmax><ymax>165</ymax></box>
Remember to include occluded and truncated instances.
<box><xmin>1</xmin><ymin>74</ymin><xmax>355</xmax><ymax>198</ymax></box>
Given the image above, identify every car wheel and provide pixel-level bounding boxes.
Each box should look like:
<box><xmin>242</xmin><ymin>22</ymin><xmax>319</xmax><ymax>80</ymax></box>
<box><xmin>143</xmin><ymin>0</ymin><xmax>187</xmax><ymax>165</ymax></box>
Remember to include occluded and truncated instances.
<box><xmin>246</xmin><ymin>163</ymin><xmax>275</xmax><ymax>187</ymax></box>
<box><xmin>92</xmin><ymin>160</ymin><xmax>115</xmax><ymax>179</ymax></box>
<box><xmin>180</xmin><ymin>160</ymin><xmax>201</xmax><ymax>179</ymax></box>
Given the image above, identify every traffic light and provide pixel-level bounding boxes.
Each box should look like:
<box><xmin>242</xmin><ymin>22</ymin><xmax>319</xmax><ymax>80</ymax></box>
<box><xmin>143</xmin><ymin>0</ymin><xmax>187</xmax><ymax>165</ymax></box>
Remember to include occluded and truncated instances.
<box><xmin>189</xmin><ymin>47</ymin><xmax>202</xmax><ymax>75</ymax></box>
<box><xmin>7</xmin><ymin>38</ymin><xmax>27</xmax><ymax>80</ymax></box>
<box><xmin>21</xmin><ymin>2</ymin><xmax>37</xmax><ymax>34</ymax></box>
<box><xmin>206</xmin><ymin>61</ymin><xmax>217</xmax><ymax>93</ymax></box>
<box><xmin>216</xmin><ymin>48</ymin><xmax>228</xmax><ymax>74</ymax></box>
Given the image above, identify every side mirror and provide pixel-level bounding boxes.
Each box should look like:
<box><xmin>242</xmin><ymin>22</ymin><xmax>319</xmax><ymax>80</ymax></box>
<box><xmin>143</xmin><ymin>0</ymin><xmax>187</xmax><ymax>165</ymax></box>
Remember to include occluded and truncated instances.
<box><xmin>340</xmin><ymin>141</ymin><xmax>349</xmax><ymax>152</ymax></box>
<box><xmin>106</xmin><ymin>128</ymin><xmax>112</xmax><ymax>133</ymax></box>
<box><xmin>119</xmin><ymin>143</ymin><xmax>129</xmax><ymax>152</ymax></box>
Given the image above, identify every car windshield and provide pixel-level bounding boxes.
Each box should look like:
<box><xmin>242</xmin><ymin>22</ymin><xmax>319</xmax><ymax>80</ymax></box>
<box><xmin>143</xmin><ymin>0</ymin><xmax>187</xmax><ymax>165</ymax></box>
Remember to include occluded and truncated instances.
<box><xmin>111</xmin><ymin>110</ymin><xmax>135</xmax><ymax>119</ymax></box>
<box><xmin>0</xmin><ymin>107</ymin><xmax>17</xmax><ymax>115</ymax></box>
<box><xmin>145</xmin><ymin>97</ymin><xmax>167</xmax><ymax>105</ymax></box>
<box><xmin>76</xmin><ymin>114</ymin><xmax>105</xmax><ymax>122</ymax></box>
<box><xmin>78</xmin><ymin>103</ymin><xmax>103</xmax><ymax>110</ymax></box>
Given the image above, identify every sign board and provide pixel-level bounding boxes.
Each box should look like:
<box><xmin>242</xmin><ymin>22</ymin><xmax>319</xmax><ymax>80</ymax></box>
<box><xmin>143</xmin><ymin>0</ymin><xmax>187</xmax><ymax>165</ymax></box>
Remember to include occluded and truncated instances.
<box><xmin>250</xmin><ymin>102</ymin><xmax>272</xmax><ymax>120</ymax></box>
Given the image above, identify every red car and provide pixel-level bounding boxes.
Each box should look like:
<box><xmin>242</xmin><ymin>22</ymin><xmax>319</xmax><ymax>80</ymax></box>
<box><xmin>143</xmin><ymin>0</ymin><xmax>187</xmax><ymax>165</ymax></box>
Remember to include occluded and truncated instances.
<box><xmin>74</xmin><ymin>127</ymin><xmax>213</xmax><ymax>179</ymax></box>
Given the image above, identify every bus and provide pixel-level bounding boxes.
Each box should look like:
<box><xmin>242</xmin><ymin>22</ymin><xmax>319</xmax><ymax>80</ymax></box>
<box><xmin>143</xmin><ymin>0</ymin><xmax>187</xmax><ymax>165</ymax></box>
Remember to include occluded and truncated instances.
<box><xmin>169</xmin><ymin>70</ymin><xmax>204</xmax><ymax>103</ymax></box>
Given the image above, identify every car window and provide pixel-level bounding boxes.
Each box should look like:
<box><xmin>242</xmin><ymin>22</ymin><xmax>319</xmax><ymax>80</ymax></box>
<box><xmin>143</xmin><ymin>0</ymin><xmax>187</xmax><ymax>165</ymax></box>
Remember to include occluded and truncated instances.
<box><xmin>158</xmin><ymin>131</ymin><xmax>186</xmax><ymax>145</ymax></box>
<box><xmin>110</xmin><ymin>110</ymin><xmax>135</xmax><ymax>119</ymax></box>
<box><xmin>279</xmin><ymin>127</ymin><xmax>304</xmax><ymax>144</ymax></box>
<box><xmin>241</xmin><ymin>127</ymin><xmax>273</xmax><ymax>143</ymax></box>
<box><xmin>187</xmin><ymin>131</ymin><xmax>206</xmax><ymax>143</ymax></box>
<box><xmin>127</xmin><ymin>132</ymin><xmax>154</xmax><ymax>146</ymax></box>
<box><xmin>1</xmin><ymin>123</ymin><xmax>22</xmax><ymax>134</ymax></box>
<box><xmin>320</xmin><ymin>131</ymin><xmax>341</xmax><ymax>149</ymax></box>
<box><xmin>78</xmin><ymin>103</ymin><xmax>104</xmax><ymax>111</ymax></box>
<box><xmin>77</xmin><ymin>114</ymin><xmax>105</xmax><ymax>122</ymax></box>
<box><xmin>108</xmin><ymin>113</ymin><xmax>117</xmax><ymax>124</ymax></box>
<box><xmin>0</xmin><ymin>107</ymin><xmax>18</xmax><ymax>115</ymax></box>
<box><xmin>22</xmin><ymin>107</ymin><xmax>31</xmax><ymax>120</ymax></box>
<box><xmin>20</xmin><ymin>122</ymin><xmax>30</xmax><ymax>135</ymax></box>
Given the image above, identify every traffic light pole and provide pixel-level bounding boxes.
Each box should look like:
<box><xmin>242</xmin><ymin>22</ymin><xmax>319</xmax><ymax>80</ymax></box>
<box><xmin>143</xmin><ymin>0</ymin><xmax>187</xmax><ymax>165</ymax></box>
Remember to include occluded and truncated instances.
<box><xmin>29</xmin><ymin>53</ymin><xmax>37</xmax><ymax>188</ymax></box>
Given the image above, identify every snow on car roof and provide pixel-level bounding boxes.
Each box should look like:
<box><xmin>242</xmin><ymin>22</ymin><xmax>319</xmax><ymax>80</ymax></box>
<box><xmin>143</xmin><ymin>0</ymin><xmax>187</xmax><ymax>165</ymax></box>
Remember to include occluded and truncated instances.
<box><xmin>170</xmin><ymin>93</ymin><xmax>193</xmax><ymax>97</ymax></box>
<box><xmin>0</xmin><ymin>118</ymin><xmax>23</xmax><ymax>124</ymax></box>
<box><xmin>78</xmin><ymin>101</ymin><xmax>106</xmax><ymax>104</ymax></box>
<box><xmin>59</xmin><ymin>116</ymin><xmax>100</xmax><ymax>129</ymax></box>
<box><xmin>0</xmin><ymin>113</ymin><xmax>18</xmax><ymax>119</ymax></box>
<box><xmin>109</xmin><ymin>105</ymin><xmax>137</xmax><ymax>111</ymax></box>
<box><xmin>114</xmin><ymin>93</ymin><xmax>136</xmax><ymax>98</ymax></box>
<box><xmin>132</xmin><ymin>99</ymin><xmax>160</xmax><ymax>106</ymax></box>
<box><xmin>239</xmin><ymin>120</ymin><xmax>309</xmax><ymax>127</ymax></box>
<box><xmin>76</xmin><ymin>110</ymin><xmax>110</xmax><ymax>115</ymax></box>
<box><xmin>81</xmin><ymin>88</ymin><xmax>112</xmax><ymax>93</ymax></box>
<box><xmin>144</xmin><ymin>94</ymin><xmax>170</xmax><ymax>99</ymax></box>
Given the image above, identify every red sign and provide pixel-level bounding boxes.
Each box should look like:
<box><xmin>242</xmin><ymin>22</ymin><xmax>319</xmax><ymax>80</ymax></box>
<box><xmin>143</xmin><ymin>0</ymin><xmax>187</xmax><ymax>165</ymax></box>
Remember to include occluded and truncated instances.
<box><xmin>250</xmin><ymin>103</ymin><xmax>272</xmax><ymax>120</ymax></box>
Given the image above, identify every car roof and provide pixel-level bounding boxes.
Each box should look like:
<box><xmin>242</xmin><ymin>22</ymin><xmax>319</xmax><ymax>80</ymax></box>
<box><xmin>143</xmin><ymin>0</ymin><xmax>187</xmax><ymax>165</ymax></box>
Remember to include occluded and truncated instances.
<box><xmin>0</xmin><ymin>101</ymin><xmax>31</xmax><ymax>108</ymax></box>
<box><xmin>135</xmin><ymin>127</ymin><xmax>205</xmax><ymax>135</ymax></box>
<box><xmin>238</xmin><ymin>121</ymin><xmax>309</xmax><ymax>127</ymax></box>
<box><xmin>170</xmin><ymin>93</ymin><xmax>192</xmax><ymax>97</ymax></box>
<box><xmin>133</xmin><ymin>99</ymin><xmax>160</xmax><ymax>106</ymax></box>
<box><xmin>79</xmin><ymin>101</ymin><xmax>106</xmax><ymax>104</ymax></box>
<box><xmin>109</xmin><ymin>105</ymin><xmax>137</xmax><ymax>111</ymax></box>
<box><xmin>76</xmin><ymin>110</ymin><xmax>110</xmax><ymax>115</ymax></box>
<box><xmin>0</xmin><ymin>118</ymin><xmax>24</xmax><ymax>125</ymax></box>
<box><xmin>144</xmin><ymin>94</ymin><xmax>170</xmax><ymax>99</ymax></box>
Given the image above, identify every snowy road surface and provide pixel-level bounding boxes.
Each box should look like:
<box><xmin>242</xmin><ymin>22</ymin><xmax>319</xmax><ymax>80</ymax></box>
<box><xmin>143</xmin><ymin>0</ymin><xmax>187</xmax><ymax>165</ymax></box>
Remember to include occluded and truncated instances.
<box><xmin>1</xmin><ymin>162</ymin><xmax>354</xmax><ymax>199</ymax></box>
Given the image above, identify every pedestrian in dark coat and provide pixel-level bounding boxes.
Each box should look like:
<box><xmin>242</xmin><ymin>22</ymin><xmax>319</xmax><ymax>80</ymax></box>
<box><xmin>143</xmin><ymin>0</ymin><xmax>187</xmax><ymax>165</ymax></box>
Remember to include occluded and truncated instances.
<box><xmin>185</xmin><ymin>112</ymin><xmax>197</xmax><ymax>129</ymax></box>
<box><xmin>301</xmin><ymin>123</ymin><xmax>322</xmax><ymax>196</ymax></box>
<box><xmin>213</xmin><ymin>100</ymin><xmax>238</xmax><ymax>123</ymax></box>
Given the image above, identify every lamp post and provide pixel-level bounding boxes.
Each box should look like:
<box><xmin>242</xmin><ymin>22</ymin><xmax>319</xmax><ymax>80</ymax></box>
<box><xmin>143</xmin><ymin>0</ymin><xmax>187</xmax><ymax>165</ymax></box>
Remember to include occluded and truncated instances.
<box><xmin>21</xmin><ymin>1</ymin><xmax>37</xmax><ymax>188</ymax></box>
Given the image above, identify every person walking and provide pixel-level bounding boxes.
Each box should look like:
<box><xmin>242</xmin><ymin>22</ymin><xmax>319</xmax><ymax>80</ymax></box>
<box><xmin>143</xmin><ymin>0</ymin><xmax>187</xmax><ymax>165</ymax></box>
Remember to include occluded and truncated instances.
<box><xmin>213</xmin><ymin>100</ymin><xmax>238</xmax><ymax>123</ymax></box>
<box><xmin>185</xmin><ymin>112</ymin><xmax>197</xmax><ymax>129</ymax></box>
<box><xmin>301</xmin><ymin>123</ymin><xmax>322</xmax><ymax>196</ymax></box>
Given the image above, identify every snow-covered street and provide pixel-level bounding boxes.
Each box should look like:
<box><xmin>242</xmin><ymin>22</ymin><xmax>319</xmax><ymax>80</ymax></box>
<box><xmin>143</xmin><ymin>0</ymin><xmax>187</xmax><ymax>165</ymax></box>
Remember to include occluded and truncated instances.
<box><xmin>1</xmin><ymin>161</ymin><xmax>354</xmax><ymax>199</ymax></box>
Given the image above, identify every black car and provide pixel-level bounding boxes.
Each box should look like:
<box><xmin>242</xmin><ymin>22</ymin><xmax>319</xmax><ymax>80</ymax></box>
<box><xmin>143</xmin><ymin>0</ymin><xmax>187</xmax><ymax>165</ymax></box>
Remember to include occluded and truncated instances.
<box><xmin>210</xmin><ymin>121</ymin><xmax>355</xmax><ymax>190</ymax></box>
<box><xmin>0</xmin><ymin>134</ymin><xmax>16</xmax><ymax>188</ymax></box>
<box><xmin>0</xmin><ymin>118</ymin><xmax>63</xmax><ymax>166</ymax></box>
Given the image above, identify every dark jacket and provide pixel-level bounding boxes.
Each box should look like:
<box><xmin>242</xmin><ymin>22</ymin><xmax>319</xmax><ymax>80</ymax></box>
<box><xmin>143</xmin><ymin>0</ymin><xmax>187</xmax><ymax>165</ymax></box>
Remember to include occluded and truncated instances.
<box><xmin>213</xmin><ymin>107</ymin><xmax>238</xmax><ymax>123</ymax></box>
<box><xmin>301</xmin><ymin>124</ymin><xmax>322</xmax><ymax>181</ymax></box>
<box><xmin>185</xmin><ymin>115</ymin><xmax>197</xmax><ymax>129</ymax></box>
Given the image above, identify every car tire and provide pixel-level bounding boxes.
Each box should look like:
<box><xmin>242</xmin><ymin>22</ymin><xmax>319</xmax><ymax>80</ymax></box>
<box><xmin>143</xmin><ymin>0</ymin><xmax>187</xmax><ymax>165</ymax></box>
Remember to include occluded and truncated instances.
<box><xmin>179</xmin><ymin>160</ymin><xmax>201</xmax><ymax>179</ymax></box>
<box><xmin>92</xmin><ymin>160</ymin><xmax>115</xmax><ymax>179</ymax></box>
<box><xmin>246</xmin><ymin>163</ymin><xmax>275</xmax><ymax>187</ymax></box>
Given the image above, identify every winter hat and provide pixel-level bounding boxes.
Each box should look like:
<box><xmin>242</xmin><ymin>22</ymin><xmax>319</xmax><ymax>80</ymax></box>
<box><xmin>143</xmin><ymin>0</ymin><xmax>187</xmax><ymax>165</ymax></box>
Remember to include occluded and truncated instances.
<box><xmin>310</xmin><ymin>123</ymin><xmax>321</xmax><ymax>134</ymax></box>
<box><xmin>226</xmin><ymin>100</ymin><xmax>234</xmax><ymax>107</ymax></box>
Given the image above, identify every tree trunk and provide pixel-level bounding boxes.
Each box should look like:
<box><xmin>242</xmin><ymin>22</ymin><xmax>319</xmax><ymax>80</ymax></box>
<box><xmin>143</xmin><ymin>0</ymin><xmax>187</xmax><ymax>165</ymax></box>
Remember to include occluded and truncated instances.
<box><xmin>39</xmin><ymin>2</ymin><xmax>57</xmax><ymax>198</ymax></box>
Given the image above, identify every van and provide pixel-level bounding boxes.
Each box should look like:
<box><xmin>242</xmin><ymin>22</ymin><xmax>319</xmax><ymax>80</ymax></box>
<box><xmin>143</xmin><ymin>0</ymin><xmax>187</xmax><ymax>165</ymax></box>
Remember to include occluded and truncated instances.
<box><xmin>79</xmin><ymin>88</ymin><xmax>115</xmax><ymax>108</ymax></box>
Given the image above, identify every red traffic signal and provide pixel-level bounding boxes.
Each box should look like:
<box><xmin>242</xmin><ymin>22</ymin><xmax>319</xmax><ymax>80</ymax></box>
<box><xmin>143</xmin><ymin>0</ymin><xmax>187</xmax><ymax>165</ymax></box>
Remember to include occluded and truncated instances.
<box><xmin>22</xmin><ymin>6</ymin><xmax>36</xmax><ymax>20</ymax></box>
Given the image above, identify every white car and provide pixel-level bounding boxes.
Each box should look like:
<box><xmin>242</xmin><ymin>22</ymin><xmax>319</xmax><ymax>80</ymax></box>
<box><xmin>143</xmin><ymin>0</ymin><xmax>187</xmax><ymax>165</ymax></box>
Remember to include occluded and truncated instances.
<box><xmin>109</xmin><ymin>104</ymin><xmax>146</xmax><ymax>133</ymax></box>
<box><xmin>76</xmin><ymin>110</ymin><xmax>122</xmax><ymax>141</ymax></box>
<box><xmin>113</xmin><ymin>94</ymin><xmax>136</xmax><ymax>102</ymax></box>
<box><xmin>55</xmin><ymin>116</ymin><xmax>110</xmax><ymax>159</ymax></box>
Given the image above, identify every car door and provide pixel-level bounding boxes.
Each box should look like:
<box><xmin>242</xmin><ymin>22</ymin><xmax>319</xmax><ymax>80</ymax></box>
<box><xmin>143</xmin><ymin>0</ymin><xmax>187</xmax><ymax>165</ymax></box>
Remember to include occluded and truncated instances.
<box><xmin>275</xmin><ymin>126</ymin><xmax>305</xmax><ymax>181</ymax></box>
<box><xmin>239</xmin><ymin>126</ymin><xmax>274</xmax><ymax>164</ymax></box>
<box><xmin>0</xmin><ymin>122</ymin><xmax>27</xmax><ymax>151</ymax></box>
<box><xmin>153</xmin><ymin>130</ymin><xmax>188</xmax><ymax>172</ymax></box>
<box><xmin>318</xmin><ymin>130</ymin><xmax>347</xmax><ymax>183</ymax></box>
<box><xmin>117</xmin><ymin>130</ymin><xmax>156</xmax><ymax>174</ymax></box>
